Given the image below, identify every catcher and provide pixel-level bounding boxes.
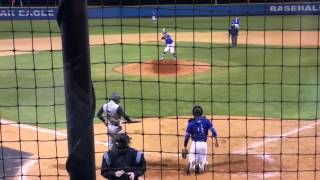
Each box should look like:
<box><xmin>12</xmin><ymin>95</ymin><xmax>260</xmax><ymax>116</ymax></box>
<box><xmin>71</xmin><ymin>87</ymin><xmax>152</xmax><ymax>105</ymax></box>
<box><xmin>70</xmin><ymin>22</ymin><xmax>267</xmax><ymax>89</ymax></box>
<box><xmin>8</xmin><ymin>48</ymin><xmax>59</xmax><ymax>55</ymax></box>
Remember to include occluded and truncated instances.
<box><xmin>182</xmin><ymin>105</ymin><xmax>219</xmax><ymax>174</ymax></box>
<box><xmin>97</xmin><ymin>92</ymin><xmax>137</xmax><ymax>149</ymax></box>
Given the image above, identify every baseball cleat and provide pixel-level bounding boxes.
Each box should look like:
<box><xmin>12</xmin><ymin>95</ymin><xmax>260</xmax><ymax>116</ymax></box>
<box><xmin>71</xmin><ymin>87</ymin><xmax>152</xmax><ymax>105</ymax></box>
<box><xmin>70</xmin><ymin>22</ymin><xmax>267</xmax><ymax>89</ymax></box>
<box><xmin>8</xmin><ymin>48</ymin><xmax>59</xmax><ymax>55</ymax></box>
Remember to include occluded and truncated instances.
<box><xmin>195</xmin><ymin>164</ymin><xmax>200</xmax><ymax>174</ymax></box>
<box><xmin>199</xmin><ymin>162</ymin><xmax>205</xmax><ymax>172</ymax></box>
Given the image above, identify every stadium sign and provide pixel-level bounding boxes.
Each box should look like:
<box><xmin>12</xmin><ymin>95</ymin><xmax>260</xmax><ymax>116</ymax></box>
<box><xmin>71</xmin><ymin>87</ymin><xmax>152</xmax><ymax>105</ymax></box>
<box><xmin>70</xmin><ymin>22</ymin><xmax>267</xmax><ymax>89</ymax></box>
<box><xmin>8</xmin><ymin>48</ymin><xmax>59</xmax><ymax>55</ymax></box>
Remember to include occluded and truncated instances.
<box><xmin>1</xmin><ymin>3</ymin><xmax>320</xmax><ymax>20</ymax></box>
<box><xmin>18</xmin><ymin>9</ymin><xmax>55</xmax><ymax>17</ymax></box>
<box><xmin>0</xmin><ymin>9</ymin><xmax>55</xmax><ymax>17</ymax></box>
<box><xmin>0</xmin><ymin>9</ymin><xmax>15</xmax><ymax>17</ymax></box>
<box><xmin>270</xmin><ymin>4</ymin><xmax>320</xmax><ymax>12</ymax></box>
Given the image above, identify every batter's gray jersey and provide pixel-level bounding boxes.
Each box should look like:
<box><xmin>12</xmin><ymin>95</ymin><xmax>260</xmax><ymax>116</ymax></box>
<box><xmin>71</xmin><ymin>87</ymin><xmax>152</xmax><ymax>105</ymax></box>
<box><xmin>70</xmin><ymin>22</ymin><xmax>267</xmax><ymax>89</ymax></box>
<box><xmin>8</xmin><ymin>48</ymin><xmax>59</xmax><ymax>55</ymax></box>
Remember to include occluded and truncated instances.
<box><xmin>103</xmin><ymin>100</ymin><xmax>121</xmax><ymax>123</ymax></box>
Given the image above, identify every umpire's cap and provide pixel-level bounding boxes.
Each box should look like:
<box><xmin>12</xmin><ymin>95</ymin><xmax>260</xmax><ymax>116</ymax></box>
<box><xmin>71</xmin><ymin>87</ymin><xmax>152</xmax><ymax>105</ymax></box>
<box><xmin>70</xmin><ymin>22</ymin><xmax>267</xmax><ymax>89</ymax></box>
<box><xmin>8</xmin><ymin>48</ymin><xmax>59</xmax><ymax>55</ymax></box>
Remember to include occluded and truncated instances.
<box><xmin>192</xmin><ymin>105</ymin><xmax>203</xmax><ymax>117</ymax></box>
<box><xmin>109</xmin><ymin>92</ymin><xmax>120</xmax><ymax>103</ymax></box>
<box><xmin>114</xmin><ymin>133</ymin><xmax>131</xmax><ymax>151</ymax></box>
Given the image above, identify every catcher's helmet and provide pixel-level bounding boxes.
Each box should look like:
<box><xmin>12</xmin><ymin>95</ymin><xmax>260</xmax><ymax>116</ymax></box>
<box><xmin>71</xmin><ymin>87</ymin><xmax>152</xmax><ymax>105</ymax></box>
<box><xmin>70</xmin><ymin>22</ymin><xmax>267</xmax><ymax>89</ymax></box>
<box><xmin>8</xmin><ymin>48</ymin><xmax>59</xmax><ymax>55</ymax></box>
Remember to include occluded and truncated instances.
<box><xmin>192</xmin><ymin>105</ymin><xmax>203</xmax><ymax>117</ymax></box>
<box><xmin>114</xmin><ymin>133</ymin><xmax>131</xmax><ymax>151</ymax></box>
<box><xmin>109</xmin><ymin>92</ymin><xmax>120</xmax><ymax>103</ymax></box>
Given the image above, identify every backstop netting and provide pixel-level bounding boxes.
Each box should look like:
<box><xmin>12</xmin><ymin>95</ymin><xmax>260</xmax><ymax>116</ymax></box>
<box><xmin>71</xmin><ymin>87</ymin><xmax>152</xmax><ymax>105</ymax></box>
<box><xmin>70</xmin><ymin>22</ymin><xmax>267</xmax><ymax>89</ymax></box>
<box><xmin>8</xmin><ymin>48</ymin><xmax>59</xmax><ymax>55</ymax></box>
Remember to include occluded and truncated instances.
<box><xmin>0</xmin><ymin>0</ymin><xmax>319</xmax><ymax>179</ymax></box>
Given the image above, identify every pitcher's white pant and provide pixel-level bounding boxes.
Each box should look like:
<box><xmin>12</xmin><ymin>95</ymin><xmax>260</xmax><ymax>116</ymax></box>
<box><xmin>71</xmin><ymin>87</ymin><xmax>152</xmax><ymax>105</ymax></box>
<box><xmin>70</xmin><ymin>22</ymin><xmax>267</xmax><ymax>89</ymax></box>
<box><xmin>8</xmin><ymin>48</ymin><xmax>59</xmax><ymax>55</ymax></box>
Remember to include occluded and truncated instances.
<box><xmin>163</xmin><ymin>43</ymin><xmax>175</xmax><ymax>54</ymax></box>
<box><xmin>107</xmin><ymin>124</ymin><xmax>123</xmax><ymax>148</ymax></box>
<box><xmin>152</xmin><ymin>16</ymin><xmax>157</xmax><ymax>24</ymax></box>
<box><xmin>188</xmin><ymin>141</ymin><xmax>207</xmax><ymax>170</ymax></box>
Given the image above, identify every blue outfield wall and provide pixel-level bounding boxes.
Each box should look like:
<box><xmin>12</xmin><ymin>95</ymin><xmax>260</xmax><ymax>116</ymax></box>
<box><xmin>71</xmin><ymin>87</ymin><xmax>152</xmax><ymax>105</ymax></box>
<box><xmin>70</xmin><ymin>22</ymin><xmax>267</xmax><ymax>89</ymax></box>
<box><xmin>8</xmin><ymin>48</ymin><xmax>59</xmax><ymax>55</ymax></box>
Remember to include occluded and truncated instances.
<box><xmin>0</xmin><ymin>3</ymin><xmax>319</xmax><ymax>20</ymax></box>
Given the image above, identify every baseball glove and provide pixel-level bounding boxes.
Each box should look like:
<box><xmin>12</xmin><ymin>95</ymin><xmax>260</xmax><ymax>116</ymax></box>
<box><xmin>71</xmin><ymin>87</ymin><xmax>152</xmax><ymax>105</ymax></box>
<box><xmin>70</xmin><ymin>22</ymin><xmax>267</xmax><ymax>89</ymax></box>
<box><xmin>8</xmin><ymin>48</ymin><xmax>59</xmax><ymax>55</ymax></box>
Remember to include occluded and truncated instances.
<box><xmin>161</xmin><ymin>36</ymin><xmax>165</xmax><ymax>40</ymax></box>
<box><xmin>182</xmin><ymin>148</ymin><xmax>188</xmax><ymax>159</ymax></box>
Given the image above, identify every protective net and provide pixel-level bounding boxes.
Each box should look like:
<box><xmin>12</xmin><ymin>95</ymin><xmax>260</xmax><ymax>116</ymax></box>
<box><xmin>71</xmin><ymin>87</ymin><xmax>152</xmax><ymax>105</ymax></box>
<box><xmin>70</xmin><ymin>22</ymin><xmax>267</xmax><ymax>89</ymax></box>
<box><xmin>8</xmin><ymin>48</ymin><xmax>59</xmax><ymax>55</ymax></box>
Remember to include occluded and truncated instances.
<box><xmin>0</xmin><ymin>0</ymin><xmax>319</xmax><ymax>179</ymax></box>
<box><xmin>0</xmin><ymin>1</ymin><xmax>67</xmax><ymax>179</ymax></box>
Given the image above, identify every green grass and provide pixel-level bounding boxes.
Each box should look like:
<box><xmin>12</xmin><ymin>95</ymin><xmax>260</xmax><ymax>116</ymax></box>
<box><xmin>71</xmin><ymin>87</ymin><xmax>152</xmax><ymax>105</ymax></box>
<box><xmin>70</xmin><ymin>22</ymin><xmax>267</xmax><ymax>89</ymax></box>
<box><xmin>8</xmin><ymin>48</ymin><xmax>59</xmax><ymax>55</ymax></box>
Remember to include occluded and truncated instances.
<box><xmin>0</xmin><ymin>41</ymin><xmax>319</xmax><ymax>129</ymax></box>
<box><xmin>0</xmin><ymin>14</ymin><xmax>318</xmax><ymax>128</ymax></box>
<box><xmin>0</xmin><ymin>15</ymin><xmax>318</xmax><ymax>39</ymax></box>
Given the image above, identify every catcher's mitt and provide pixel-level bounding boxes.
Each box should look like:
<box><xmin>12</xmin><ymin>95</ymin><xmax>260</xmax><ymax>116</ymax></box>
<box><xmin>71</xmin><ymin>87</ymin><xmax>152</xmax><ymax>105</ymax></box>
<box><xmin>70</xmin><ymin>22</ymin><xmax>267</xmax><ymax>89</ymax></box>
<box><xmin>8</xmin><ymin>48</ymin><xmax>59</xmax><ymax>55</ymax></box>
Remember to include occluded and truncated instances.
<box><xmin>182</xmin><ymin>148</ymin><xmax>188</xmax><ymax>159</ymax></box>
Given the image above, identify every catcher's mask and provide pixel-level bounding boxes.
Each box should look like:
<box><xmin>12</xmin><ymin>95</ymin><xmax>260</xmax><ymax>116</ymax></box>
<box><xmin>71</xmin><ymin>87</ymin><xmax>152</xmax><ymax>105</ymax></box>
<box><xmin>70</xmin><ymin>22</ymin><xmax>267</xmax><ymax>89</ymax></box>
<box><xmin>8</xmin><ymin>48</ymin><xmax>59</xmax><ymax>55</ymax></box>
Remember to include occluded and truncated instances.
<box><xmin>192</xmin><ymin>105</ymin><xmax>203</xmax><ymax>118</ymax></box>
<box><xmin>109</xmin><ymin>92</ymin><xmax>120</xmax><ymax>104</ymax></box>
<box><xmin>114</xmin><ymin>133</ymin><xmax>131</xmax><ymax>151</ymax></box>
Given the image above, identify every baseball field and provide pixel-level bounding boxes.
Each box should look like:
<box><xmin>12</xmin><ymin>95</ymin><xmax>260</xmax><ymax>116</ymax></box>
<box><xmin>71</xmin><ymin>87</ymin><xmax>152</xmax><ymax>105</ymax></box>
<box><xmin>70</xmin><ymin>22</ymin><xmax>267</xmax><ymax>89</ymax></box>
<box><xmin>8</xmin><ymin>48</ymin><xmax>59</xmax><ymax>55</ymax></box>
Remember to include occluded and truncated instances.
<box><xmin>0</xmin><ymin>14</ymin><xmax>319</xmax><ymax>179</ymax></box>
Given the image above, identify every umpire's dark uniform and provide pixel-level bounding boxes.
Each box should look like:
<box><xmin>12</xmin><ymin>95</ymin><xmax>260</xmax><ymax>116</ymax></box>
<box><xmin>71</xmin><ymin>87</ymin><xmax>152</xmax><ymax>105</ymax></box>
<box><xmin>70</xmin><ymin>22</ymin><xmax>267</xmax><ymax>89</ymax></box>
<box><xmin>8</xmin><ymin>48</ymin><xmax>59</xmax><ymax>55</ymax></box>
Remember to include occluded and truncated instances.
<box><xmin>101</xmin><ymin>134</ymin><xmax>146</xmax><ymax>180</ymax></box>
<box><xmin>229</xmin><ymin>24</ymin><xmax>239</xmax><ymax>47</ymax></box>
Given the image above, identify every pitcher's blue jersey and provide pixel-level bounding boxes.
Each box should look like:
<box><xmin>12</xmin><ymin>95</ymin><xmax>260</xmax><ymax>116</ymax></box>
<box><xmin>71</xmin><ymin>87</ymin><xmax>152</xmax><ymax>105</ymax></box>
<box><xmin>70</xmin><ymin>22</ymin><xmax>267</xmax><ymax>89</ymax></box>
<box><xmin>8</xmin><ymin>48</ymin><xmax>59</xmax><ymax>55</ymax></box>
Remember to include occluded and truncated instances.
<box><xmin>232</xmin><ymin>18</ymin><xmax>240</xmax><ymax>26</ymax></box>
<box><xmin>185</xmin><ymin>116</ymin><xmax>217</xmax><ymax>142</ymax></box>
<box><xmin>163</xmin><ymin>33</ymin><xmax>173</xmax><ymax>45</ymax></box>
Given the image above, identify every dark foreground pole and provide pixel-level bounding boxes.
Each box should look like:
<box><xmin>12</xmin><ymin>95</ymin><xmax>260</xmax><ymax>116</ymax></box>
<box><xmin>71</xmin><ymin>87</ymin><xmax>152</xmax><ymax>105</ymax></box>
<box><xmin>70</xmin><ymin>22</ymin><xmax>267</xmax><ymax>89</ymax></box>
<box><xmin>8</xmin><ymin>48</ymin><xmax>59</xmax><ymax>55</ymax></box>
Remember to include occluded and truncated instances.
<box><xmin>57</xmin><ymin>0</ymin><xmax>96</xmax><ymax>179</ymax></box>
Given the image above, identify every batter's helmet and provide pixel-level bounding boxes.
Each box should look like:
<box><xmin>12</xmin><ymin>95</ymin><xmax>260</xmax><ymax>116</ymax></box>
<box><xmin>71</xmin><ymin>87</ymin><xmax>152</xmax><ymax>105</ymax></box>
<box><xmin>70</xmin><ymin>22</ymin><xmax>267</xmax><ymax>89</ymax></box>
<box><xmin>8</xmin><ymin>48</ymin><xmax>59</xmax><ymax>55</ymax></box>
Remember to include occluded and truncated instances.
<box><xmin>109</xmin><ymin>92</ymin><xmax>120</xmax><ymax>104</ymax></box>
<box><xmin>114</xmin><ymin>133</ymin><xmax>131</xmax><ymax>151</ymax></box>
<box><xmin>192</xmin><ymin>105</ymin><xmax>203</xmax><ymax>117</ymax></box>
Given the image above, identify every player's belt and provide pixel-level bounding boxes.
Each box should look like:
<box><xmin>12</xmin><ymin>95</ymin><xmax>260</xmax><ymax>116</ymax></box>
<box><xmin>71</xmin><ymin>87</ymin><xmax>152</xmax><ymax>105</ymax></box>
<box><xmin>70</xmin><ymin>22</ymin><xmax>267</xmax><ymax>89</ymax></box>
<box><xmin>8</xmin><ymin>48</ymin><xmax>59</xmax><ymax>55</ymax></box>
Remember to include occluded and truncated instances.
<box><xmin>108</xmin><ymin>120</ymin><xmax>120</xmax><ymax>126</ymax></box>
<box><xmin>193</xmin><ymin>140</ymin><xmax>206</xmax><ymax>142</ymax></box>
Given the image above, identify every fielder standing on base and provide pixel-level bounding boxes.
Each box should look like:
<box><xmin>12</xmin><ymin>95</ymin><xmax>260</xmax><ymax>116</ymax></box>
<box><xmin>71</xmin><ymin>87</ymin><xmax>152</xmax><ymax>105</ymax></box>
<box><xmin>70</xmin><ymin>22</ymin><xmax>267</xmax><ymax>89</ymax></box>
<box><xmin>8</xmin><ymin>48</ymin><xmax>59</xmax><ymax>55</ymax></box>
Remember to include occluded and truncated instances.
<box><xmin>152</xmin><ymin>9</ymin><xmax>157</xmax><ymax>25</ymax></box>
<box><xmin>229</xmin><ymin>23</ymin><xmax>239</xmax><ymax>48</ymax></box>
<box><xmin>160</xmin><ymin>28</ymin><xmax>177</xmax><ymax>61</ymax></box>
<box><xmin>97</xmin><ymin>92</ymin><xmax>134</xmax><ymax>149</ymax></box>
<box><xmin>182</xmin><ymin>105</ymin><xmax>219</xmax><ymax>174</ymax></box>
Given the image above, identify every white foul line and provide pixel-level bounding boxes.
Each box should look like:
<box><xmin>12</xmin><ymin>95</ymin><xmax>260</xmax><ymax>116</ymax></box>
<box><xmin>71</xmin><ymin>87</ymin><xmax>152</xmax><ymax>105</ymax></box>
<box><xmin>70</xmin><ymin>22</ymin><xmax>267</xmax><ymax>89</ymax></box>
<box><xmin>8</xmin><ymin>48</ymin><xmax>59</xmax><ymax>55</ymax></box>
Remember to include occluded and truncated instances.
<box><xmin>232</xmin><ymin>120</ymin><xmax>320</xmax><ymax>178</ymax></box>
<box><xmin>0</xmin><ymin>119</ymin><xmax>107</xmax><ymax>180</ymax></box>
<box><xmin>235</xmin><ymin>120</ymin><xmax>320</xmax><ymax>154</ymax></box>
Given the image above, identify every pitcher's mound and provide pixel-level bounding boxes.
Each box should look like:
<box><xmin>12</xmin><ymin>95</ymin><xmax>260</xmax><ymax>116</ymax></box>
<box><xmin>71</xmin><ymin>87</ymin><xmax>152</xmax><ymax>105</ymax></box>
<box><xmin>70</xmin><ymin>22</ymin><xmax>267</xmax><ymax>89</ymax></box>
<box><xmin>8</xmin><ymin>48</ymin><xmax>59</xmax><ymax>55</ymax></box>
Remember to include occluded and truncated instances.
<box><xmin>113</xmin><ymin>60</ymin><xmax>211</xmax><ymax>77</ymax></box>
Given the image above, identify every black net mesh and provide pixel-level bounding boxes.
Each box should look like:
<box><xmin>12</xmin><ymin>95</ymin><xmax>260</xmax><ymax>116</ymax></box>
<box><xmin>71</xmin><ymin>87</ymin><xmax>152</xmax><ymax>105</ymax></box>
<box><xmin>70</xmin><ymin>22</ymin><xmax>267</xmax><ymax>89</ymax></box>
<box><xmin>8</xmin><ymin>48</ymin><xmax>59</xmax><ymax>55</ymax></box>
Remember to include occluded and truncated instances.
<box><xmin>0</xmin><ymin>0</ymin><xmax>319</xmax><ymax>179</ymax></box>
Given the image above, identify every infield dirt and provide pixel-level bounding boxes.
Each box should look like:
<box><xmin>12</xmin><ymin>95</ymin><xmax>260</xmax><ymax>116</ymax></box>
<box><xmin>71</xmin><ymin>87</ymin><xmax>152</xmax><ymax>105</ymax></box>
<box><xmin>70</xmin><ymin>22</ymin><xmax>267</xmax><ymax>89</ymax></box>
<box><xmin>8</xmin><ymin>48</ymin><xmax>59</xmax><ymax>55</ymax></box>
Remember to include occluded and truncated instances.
<box><xmin>0</xmin><ymin>31</ymin><xmax>319</xmax><ymax>57</ymax></box>
<box><xmin>1</xmin><ymin>116</ymin><xmax>319</xmax><ymax>180</ymax></box>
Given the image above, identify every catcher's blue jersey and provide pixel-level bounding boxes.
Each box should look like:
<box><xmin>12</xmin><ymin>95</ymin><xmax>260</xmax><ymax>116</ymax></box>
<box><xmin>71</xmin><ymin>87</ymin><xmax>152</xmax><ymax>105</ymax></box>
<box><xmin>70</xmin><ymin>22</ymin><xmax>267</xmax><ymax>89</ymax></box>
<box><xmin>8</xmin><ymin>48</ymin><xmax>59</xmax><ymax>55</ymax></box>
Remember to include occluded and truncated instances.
<box><xmin>186</xmin><ymin>116</ymin><xmax>217</xmax><ymax>142</ymax></box>
<box><xmin>163</xmin><ymin>33</ymin><xmax>173</xmax><ymax>45</ymax></box>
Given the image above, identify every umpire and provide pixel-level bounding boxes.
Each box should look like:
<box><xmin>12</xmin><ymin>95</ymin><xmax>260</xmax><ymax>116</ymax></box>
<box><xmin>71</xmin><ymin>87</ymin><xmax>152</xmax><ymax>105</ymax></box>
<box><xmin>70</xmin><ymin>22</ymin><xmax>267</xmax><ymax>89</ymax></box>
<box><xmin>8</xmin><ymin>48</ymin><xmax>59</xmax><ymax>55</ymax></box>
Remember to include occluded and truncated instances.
<box><xmin>101</xmin><ymin>133</ymin><xmax>146</xmax><ymax>180</ymax></box>
<box><xmin>229</xmin><ymin>23</ymin><xmax>239</xmax><ymax>48</ymax></box>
